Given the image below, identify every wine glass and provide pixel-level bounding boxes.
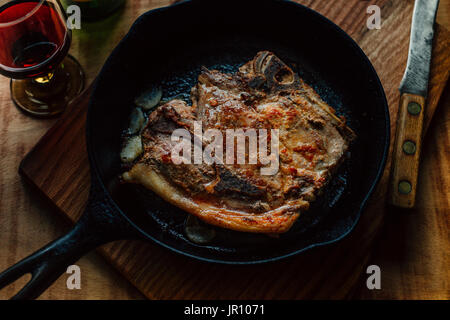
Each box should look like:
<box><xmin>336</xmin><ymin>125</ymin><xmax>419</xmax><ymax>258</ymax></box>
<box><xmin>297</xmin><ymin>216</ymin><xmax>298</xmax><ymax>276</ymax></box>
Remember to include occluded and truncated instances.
<box><xmin>0</xmin><ymin>0</ymin><xmax>84</xmax><ymax>117</ymax></box>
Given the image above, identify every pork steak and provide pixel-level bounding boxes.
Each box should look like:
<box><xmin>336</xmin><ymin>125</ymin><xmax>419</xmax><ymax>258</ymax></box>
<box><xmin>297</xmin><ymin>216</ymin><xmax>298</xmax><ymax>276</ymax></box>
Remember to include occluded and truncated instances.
<box><xmin>122</xmin><ymin>51</ymin><xmax>355</xmax><ymax>234</ymax></box>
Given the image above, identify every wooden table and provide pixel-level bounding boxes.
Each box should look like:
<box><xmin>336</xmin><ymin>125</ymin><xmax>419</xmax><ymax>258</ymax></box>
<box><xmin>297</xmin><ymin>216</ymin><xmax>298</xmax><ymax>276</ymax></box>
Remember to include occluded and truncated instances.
<box><xmin>0</xmin><ymin>0</ymin><xmax>448</xmax><ymax>300</ymax></box>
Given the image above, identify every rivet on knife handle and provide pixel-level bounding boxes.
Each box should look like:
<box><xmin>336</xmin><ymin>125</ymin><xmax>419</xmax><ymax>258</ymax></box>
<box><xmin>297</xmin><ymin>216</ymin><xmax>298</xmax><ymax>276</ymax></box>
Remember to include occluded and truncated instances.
<box><xmin>389</xmin><ymin>93</ymin><xmax>425</xmax><ymax>208</ymax></box>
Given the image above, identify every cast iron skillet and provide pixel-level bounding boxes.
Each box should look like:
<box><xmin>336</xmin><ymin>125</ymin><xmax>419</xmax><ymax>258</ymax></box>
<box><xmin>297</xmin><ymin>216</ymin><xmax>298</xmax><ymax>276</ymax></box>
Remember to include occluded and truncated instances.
<box><xmin>0</xmin><ymin>0</ymin><xmax>390</xmax><ymax>299</ymax></box>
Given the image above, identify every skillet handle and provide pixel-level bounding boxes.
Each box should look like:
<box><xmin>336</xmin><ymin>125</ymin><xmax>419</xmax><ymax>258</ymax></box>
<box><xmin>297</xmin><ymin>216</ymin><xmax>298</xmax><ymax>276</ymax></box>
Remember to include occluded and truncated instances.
<box><xmin>0</xmin><ymin>192</ymin><xmax>137</xmax><ymax>300</ymax></box>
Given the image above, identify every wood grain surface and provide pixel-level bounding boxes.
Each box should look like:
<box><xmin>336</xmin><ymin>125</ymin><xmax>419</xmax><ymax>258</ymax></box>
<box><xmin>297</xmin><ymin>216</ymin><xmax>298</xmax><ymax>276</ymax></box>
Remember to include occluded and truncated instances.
<box><xmin>358</xmin><ymin>88</ymin><xmax>450</xmax><ymax>299</ymax></box>
<box><xmin>0</xmin><ymin>0</ymin><xmax>449</xmax><ymax>300</ymax></box>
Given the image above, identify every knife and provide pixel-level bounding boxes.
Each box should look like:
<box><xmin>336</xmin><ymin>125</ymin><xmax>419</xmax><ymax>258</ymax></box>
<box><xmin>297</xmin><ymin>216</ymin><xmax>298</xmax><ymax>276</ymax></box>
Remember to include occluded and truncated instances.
<box><xmin>389</xmin><ymin>0</ymin><xmax>440</xmax><ymax>208</ymax></box>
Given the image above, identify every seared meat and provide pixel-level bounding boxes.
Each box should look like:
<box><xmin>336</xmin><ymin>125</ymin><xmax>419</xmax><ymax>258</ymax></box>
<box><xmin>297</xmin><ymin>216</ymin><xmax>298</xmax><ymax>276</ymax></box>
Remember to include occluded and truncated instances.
<box><xmin>122</xmin><ymin>51</ymin><xmax>355</xmax><ymax>234</ymax></box>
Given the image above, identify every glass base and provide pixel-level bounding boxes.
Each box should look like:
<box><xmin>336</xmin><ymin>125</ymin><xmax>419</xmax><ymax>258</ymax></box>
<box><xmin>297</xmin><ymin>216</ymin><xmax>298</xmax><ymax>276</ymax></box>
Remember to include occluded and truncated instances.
<box><xmin>10</xmin><ymin>55</ymin><xmax>85</xmax><ymax>118</ymax></box>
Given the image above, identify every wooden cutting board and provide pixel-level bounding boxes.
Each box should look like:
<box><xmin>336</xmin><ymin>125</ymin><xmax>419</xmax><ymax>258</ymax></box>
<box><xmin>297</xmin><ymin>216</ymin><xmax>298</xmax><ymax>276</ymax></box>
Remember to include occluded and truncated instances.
<box><xmin>19</xmin><ymin>0</ymin><xmax>450</xmax><ymax>299</ymax></box>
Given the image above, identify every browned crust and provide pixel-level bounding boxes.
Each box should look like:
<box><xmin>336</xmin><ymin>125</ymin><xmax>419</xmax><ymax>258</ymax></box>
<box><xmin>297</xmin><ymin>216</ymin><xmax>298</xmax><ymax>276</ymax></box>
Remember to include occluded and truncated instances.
<box><xmin>123</xmin><ymin>163</ymin><xmax>306</xmax><ymax>233</ymax></box>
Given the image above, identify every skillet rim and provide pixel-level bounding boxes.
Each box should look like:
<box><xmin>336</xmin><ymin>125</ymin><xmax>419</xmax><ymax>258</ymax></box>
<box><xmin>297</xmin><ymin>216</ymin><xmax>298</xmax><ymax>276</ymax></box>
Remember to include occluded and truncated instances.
<box><xmin>86</xmin><ymin>0</ymin><xmax>390</xmax><ymax>264</ymax></box>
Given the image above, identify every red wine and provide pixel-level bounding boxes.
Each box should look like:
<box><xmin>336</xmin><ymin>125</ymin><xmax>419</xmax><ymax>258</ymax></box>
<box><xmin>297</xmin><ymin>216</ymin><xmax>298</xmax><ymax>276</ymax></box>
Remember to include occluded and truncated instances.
<box><xmin>0</xmin><ymin>0</ymin><xmax>70</xmax><ymax>79</ymax></box>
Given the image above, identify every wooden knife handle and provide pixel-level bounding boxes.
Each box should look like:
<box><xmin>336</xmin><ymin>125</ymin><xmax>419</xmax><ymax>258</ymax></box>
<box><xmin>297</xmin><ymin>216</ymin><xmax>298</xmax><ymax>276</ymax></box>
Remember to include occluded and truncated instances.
<box><xmin>389</xmin><ymin>93</ymin><xmax>426</xmax><ymax>208</ymax></box>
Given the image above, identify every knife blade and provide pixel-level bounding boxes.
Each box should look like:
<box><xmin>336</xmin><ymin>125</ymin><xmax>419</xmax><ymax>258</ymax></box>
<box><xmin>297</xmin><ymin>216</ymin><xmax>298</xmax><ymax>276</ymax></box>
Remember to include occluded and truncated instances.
<box><xmin>390</xmin><ymin>0</ymin><xmax>440</xmax><ymax>208</ymax></box>
<box><xmin>399</xmin><ymin>0</ymin><xmax>439</xmax><ymax>96</ymax></box>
